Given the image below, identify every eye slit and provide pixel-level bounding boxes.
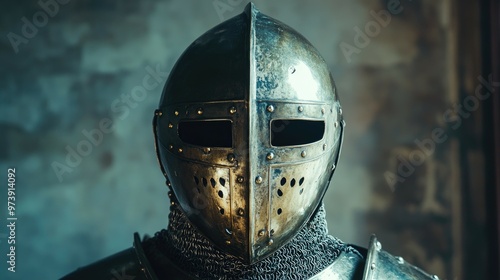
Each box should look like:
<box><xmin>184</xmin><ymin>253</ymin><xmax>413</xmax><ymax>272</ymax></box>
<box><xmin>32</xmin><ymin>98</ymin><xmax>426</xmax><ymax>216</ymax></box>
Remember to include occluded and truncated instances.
<box><xmin>270</xmin><ymin>119</ymin><xmax>325</xmax><ymax>147</ymax></box>
<box><xmin>178</xmin><ymin>120</ymin><xmax>232</xmax><ymax>147</ymax></box>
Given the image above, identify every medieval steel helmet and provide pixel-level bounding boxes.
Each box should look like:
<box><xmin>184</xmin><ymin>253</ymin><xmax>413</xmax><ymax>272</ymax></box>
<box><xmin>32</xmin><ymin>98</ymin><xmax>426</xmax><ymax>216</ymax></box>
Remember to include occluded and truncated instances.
<box><xmin>153</xmin><ymin>3</ymin><xmax>344</xmax><ymax>264</ymax></box>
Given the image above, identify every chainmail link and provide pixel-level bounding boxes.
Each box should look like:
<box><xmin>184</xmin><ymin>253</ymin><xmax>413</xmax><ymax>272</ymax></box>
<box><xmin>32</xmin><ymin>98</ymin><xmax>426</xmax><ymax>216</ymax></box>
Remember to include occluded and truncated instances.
<box><xmin>144</xmin><ymin>203</ymin><xmax>360</xmax><ymax>280</ymax></box>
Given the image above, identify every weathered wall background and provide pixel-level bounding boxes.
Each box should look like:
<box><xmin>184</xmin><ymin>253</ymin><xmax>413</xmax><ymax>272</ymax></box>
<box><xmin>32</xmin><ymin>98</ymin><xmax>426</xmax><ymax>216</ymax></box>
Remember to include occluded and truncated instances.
<box><xmin>0</xmin><ymin>0</ymin><xmax>490</xmax><ymax>279</ymax></box>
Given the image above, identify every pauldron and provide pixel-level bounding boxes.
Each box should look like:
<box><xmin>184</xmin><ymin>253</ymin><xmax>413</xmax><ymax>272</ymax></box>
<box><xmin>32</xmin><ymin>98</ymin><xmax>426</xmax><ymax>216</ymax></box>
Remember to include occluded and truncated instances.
<box><xmin>61</xmin><ymin>234</ymin><xmax>439</xmax><ymax>280</ymax></box>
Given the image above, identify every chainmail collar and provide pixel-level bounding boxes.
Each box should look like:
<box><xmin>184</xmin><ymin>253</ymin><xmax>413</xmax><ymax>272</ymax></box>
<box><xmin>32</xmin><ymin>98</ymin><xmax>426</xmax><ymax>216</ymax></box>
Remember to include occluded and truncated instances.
<box><xmin>145</xmin><ymin>203</ymin><xmax>360</xmax><ymax>280</ymax></box>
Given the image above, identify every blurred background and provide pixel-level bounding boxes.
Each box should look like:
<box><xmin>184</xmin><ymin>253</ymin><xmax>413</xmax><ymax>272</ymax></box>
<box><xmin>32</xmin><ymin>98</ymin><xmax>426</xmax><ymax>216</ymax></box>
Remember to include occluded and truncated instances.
<box><xmin>0</xmin><ymin>0</ymin><xmax>499</xmax><ymax>279</ymax></box>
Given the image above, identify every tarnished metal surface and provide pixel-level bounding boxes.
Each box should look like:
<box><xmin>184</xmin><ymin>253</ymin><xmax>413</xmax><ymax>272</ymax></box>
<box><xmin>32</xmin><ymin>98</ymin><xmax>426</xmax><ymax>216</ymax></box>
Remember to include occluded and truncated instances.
<box><xmin>154</xmin><ymin>3</ymin><xmax>343</xmax><ymax>263</ymax></box>
<box><xmin>362</xmin><ymin>235</ymin><xmax>440</xmax><ymax>280</ymax></box>
<box><xmin>157</xmin><ymin>100</ymin><xmax>251</xmax><ymax>259</ymax></box>
<box><xmin>309</xmin><ymin>251</ymin><xmax>363</xmax><ymax>280</ymax></box>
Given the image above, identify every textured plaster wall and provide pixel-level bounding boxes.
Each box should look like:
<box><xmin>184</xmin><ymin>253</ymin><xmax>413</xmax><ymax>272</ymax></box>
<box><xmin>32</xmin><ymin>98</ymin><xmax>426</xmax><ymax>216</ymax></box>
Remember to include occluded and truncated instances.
<box><xmin>0</xmin><ymin>0</ymin><xmax>469</xmax><ymax>279</ymax></box>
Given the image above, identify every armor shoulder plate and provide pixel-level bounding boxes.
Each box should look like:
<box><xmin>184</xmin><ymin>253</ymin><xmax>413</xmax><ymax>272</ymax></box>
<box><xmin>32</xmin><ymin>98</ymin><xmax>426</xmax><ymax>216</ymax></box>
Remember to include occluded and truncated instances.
<box><xmin>61</xmin><ymin>233</ymin><xmax>192</xmax><ymax>280</ymax></box>
<box><xmin>310</xmin><ymin>250</ymin><xmax>364</xmax><ymax>280</ymax></box>
<box><xmin>362</xmin><ymin>235</ymin><xmax>439</xmax><ymax>280</ymax></box>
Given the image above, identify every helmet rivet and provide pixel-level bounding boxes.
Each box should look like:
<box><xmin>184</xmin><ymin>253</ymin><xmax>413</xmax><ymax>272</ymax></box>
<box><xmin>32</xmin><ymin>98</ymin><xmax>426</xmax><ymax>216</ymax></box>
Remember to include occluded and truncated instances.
<box><xmin>397</xmin><ymin>256</ymin><xmax>404</xmax><ymax>264</ymax></box>
<box><xmin>321</xmin><ymin>108</ymin><xmax>325</xmax><ymax>114</ymax></box>
<box><xmin>166</xmin><ymin>180</ymin><xmax>172</xmax><ymax>187</ymax></box>
<box><xmin>197</xmin><ymin>108</ymin><xmax>203</xmax><ymax>115</ymax></box>
<box><xmin>298</xmin><ymin>106</ymin><xmax>304</xmax><ymax>112</ymax></box>
<box><xmin>301</xmin><ymin>151</ymin><xmax>307</xmax><ymax>158</ymax></box>
<box><xmin>174</xmin><ymin>110</ymin><xmax>179</xmax><ymax>116</ymax></box>
<box><xmin>169</xmin><ymin>144</ymin><xmax>174</xmax><ymax>150</ymax></box>
<box><xmin>255</xmin><ymin>176</ymin><xmax>263</xmax><ymax>184</ymax></box>
<box><xmin>323</xmin><ymin>144</ymin><xmax>327</xmax><ymax>150</ymax></box>
<box><xmin>258</xmin><ymin>230</ymin><xmax>265</xmax><ymax>237</ymax></box>
<box><xmin>227</xmin><ymin>153</ymin><xmax>235</xmax><ymax>162</ymax></box>
<box><xmin>168</xmin><ymin>122</ymin><xmax>174</xmax><ymax>129</ymax></box>
<box><xmin>237</xmin><ymin>208</ymin><xmax>244</xmax><ymax>216</ymax></box>
<box><xmin>266</xmin><ymin>152</ymin><xmax>275</xmax><ymax>160</ymax></box>
<box><xmin>229</xmin><ymin>106</ymin><xmax>237</xmax><ymax>114</ymax></box>
<box><xmin>237</xmin><ymin>176</ymin><xmax>244</xmax><ymax>183</ymax></box>
<box><xmin>339</xmin><ymin>108</ymin><xmax>343</xmax><ymax>115</ymax></box>
<box><xmin>376</xmin><ymin>241</ymin><xmax>382</xmax><ymax>251</ymax></box>
<box><xmin>334</xmin><ymin>121</ymin><xmax>338</xmax><ymax>128</ymax></box>
<box><xmin>289</xmin><ymin>66</ymin><xmax>296</xmax><ymax>74</ymax></box>
<box><xmin>266</xmin><ymin>105</ymin><xmax>274</xmax><ymax>113</ymax></box>
<box><xmin>203</xmin><ymin>147</ymin><xmax>211</xmax><ymax>154</ymax></box>
<box><xmin>332</xmin><ymin>164</ymin><xmax>336</xmax><ymax>171</ymax></box>
<box><xmin>178</xmin><ymin>148</ymin><xmax>183</xmax><ymax>153</ymax></box>
<box><xmin>225</xmin><ymin>240</ymin><xmax>231</xmax><ymax>245</ymax></box>
<box><xmin>268</xmin><ymin>238</ymin><xmax>274</xmax><ymax>246</ymax></box>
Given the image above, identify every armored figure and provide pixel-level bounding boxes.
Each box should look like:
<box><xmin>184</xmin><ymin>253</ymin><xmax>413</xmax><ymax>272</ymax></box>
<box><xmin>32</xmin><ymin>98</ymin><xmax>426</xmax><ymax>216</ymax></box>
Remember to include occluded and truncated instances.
<box><xmin>62</xmin><ymin>3</ymin><xmax>438</xmax><ymax>280</ymax></box>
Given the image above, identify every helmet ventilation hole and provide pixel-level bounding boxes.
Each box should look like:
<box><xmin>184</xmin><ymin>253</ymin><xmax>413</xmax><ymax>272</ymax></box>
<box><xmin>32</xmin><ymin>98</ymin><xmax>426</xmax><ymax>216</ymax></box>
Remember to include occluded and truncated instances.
<box><xmin>277</xmin><ymin>189</ymin><xmax>283</xmax><ymax>196</ymax></box>
<box><xmin>194</xmin><ymin>176</ymin><xmax>199</xmax><ymax>185</ymax></box>
<box><xmin>218</xmin><ymin>190</ymin><xmax>224</xmax><ymax>198</ymax></box>
<box><xmin>277</xmin><ymin>208</ymin><xmax>282</xmax><ymax>215</ymax></box>
<box><xmin>219</xmin><ymin>178</ymin><xmax>226</xmax><ymax>186</ymax></box>
<box><xmin>220</xmin><ymin>208</ymin><xmax>225</xmax><ymax>215</ymax></box>
<box><xmin>290</xmin><ymin>178</ymin><xmax>296</xmax><ymax>187</ymax></box>
<box><xmin>210</xmin><ymin>178</ymin><xmax>216</xmax><ymax>187</ymax></box>
<box><xmin>280</xmin><ymin>177</ymin><xmax>286</xmax><ymax>186</ymax></box>
<box><xmin>299</xmin><ymin>177</ymin><xmax>305</xmax><ymax>186</ymax></box>
<box><xmin>202</xmin><ymin>177</ymin><xmax>208</xmax><ymax>187</ymax></box>
<box><xmin>300</xmin><ymin>188</ymin><xmax>304</xmax><ymax>195</ymax></box>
